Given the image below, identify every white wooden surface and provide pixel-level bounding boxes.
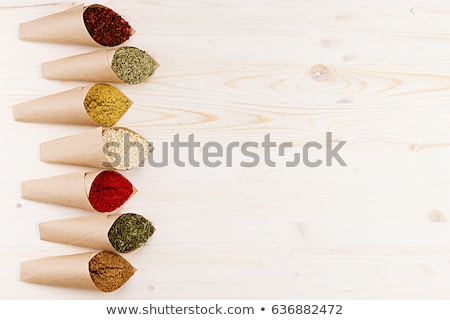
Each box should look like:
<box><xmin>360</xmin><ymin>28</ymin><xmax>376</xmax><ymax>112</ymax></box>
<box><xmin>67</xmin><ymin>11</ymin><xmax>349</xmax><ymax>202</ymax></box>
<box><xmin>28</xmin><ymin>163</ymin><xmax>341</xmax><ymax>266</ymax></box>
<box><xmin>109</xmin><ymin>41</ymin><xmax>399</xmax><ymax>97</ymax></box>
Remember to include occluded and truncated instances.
<box><xmin>2</xmin><ymin>0</ymin><xmax>450</xmax><ymax>299</ymax></box>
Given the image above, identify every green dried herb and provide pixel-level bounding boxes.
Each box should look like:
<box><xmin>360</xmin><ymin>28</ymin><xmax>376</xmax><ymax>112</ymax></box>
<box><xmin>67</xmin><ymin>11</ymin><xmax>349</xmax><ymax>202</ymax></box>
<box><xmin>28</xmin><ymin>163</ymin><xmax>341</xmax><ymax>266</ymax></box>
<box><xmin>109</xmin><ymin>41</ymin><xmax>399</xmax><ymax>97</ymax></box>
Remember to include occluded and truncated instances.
<box><xmin>111</xmin><ymin>46</ymin><xmax>158</xmax><ymax>84</ymax></box>
<box><xmin>108</xmin><ymin>213</ymin><xmax>155</xmax><ymax>253</ymax></box>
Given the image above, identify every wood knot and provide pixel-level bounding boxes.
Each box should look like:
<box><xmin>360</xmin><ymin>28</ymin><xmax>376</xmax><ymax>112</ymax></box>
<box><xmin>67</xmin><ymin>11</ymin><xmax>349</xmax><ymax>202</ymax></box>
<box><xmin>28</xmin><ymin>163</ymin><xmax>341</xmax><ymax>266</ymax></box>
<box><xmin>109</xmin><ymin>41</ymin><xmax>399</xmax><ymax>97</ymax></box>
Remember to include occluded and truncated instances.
<box><xmin>309</xmin><ymin>64</ymin><xmax>334</xmax><ymax>82</ymax></box>
<box><xmin>320</xmin><ymin>39</ymin><xmax>333</xmax><ymax>48</ymax></box>
<box><xmin>428</xmin><ymin>209</ymin><xmax>447</xmax><ymax>223</ymax></box>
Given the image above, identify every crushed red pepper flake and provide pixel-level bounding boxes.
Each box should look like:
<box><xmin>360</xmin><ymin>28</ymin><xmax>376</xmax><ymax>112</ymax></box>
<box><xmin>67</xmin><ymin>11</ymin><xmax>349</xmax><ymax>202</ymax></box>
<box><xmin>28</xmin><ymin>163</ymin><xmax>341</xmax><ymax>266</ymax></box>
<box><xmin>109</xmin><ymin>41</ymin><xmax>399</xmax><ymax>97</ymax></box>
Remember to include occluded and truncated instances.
<box><xmin>83</xmin><ymin>5</ymin><xmax>132</xmax><ymax>47</ymax></box>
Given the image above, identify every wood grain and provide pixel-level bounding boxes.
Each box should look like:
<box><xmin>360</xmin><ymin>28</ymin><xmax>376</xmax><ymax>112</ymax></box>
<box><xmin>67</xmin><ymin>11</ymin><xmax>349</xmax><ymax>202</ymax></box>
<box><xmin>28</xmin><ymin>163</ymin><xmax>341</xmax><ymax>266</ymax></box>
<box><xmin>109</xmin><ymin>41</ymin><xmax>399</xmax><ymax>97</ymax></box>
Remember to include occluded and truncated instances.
<box><xmin>1</xmin><ymin>0</ymin><xmax>450</xmax><ymax>299</ymax></box>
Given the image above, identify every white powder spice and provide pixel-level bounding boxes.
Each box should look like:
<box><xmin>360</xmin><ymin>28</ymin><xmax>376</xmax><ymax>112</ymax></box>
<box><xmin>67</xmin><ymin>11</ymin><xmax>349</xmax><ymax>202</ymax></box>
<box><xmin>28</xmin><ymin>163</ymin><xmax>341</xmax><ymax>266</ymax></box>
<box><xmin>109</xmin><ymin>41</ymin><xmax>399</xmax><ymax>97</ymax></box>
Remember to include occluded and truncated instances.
<box><xmin>102</xmin><ymin>128</ymin><xmax>151</xmax><ymax>170</ymax></box>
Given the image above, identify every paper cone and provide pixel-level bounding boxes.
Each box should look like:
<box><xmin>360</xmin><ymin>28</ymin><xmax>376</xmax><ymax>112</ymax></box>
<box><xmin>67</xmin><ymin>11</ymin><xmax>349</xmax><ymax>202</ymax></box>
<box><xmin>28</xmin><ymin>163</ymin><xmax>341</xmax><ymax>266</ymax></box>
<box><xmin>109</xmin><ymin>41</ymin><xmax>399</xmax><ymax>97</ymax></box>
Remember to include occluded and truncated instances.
<box><xmin>20</xmin><ymin>252</ymin><xmax>99</xmax><ymax>290</ymax></box>
<box><xmin>20</xmin><ymin>251</ymin><xmax>136</xmax><ymax>292</ymax></box>
<box><xmin>19</xmin><ymin>4</ymin><xmax>99</xmax><ymax>46</ymax></box>
<box><xmin>40</xmin><ymin>126</ymin><xmax>150</xmax><ymax>169</ymax></box>
<box><xmin>13</xmin><ymin>84</ymin><xmax>133</xmax><ymax>126</ymax></box>
<box><xmin>39</xmin><ymin>214</ymin><xmax>120</xmax><ymax>251</ymax></box>
<box><xmin>42</xmin><ymin>48</ymin><xmax>122</xmax><ymax>83</ymax></box>
<box><xmin>40</xmin><ymin>127</ymin><xmax>110</xmax><ymax>169</ymax></box>
<box><xmin>21</xmin><ymin>171</ymin><xmax>138</xmax><ymax>212</ymax></box>
<box><xmin>12</xmin><ymin>85</ymin><xmax>97</xmax><ymax>125</ymax></box>
<box><xmin>19</xmin><ymin>4</ymin><xmax>134</xmax><ymax>46</ymax></box>
<box><xmin>22</xmin><ymin>171</ymin><xmax>93</xmax><ymax>211</ymax></box>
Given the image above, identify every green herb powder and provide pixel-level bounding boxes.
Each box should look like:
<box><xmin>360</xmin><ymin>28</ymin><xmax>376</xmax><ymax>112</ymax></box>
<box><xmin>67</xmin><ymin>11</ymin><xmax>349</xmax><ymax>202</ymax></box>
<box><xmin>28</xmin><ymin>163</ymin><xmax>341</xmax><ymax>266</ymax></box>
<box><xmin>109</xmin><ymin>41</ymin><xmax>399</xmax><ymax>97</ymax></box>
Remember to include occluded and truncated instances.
<box><xmin>111</xmin><ymin>46</ymin><xmax>158</xmax><ymax>84</ymax></box>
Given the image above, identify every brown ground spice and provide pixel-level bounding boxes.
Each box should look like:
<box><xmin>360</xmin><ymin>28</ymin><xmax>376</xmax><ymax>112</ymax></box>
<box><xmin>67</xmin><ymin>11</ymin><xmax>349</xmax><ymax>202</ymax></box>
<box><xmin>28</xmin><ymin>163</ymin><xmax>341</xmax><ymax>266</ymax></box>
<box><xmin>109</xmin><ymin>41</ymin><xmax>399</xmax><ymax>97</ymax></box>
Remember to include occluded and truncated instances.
<box><xmin>89</xmin><ymin>251</ymin><xmax>134</xmax><ymax>292</ymax></box>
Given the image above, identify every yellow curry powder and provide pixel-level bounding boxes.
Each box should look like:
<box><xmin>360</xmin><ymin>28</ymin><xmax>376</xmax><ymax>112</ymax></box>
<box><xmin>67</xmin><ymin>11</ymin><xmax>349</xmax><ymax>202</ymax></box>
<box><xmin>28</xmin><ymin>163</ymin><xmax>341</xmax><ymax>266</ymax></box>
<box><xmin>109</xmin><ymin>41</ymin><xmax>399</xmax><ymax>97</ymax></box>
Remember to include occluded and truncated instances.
<box><xmin>84</xmin><ymin>83</ymin><xmax>131</xmax><ymax>127</ymax></box>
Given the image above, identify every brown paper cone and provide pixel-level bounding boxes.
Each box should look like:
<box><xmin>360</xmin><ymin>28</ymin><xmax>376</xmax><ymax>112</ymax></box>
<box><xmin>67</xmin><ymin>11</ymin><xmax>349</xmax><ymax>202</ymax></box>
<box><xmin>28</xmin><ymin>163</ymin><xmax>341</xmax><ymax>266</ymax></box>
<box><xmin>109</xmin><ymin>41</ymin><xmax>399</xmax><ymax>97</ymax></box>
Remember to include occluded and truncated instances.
<box><xmin>12</xmin><ymin>85</ymin><xmax>98</xmax><ymax>125</ymax></box>
<box><xmin>22</xmin><ymin>171</ymin><xmax>94</xmax><ymax>211</ymax></box>
<box><xmin>20</xmin><ymin>252</ymin><xmax>99</xmax><ymax>290</ymax></box>
<box><xmin>39</xmin><ymin>214</ymin><xmax>121</xmax><ymax>251</ymax></box>
<box><xmin>19</xmin><ymin>4</ymin><xmax>99</xmax><ymax>46</ymax></box>
<box><xmin>42</xmin><ymin>48</ymin><xmax>122</xmax><ymax>82</ymax></box>
<box><xmin>40</xmin><ymin>127</ymin><xmax>149</xmax><ymax>169</ymax></box>
<box><xmin>40</xmin><ymin>127</ymin><xmax>111</xmax><ymax>169</ymax></box>
<box><xmin>21</xmin><ymin>170</ymin><xmax>137</xmax><ymax>212</ymax></box>
<box><xmin>84</xmin><ymin>171</ymin><xmax>99</xmax><ymax>192</ymax></box>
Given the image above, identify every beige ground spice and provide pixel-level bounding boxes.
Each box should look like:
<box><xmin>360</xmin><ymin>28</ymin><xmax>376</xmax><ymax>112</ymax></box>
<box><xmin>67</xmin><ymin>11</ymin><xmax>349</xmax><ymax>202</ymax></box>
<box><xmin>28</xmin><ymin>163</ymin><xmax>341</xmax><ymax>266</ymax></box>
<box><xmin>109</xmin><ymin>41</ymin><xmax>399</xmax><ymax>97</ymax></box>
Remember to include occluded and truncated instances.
<box><xmin>89</xmin><ymin>251</ymin><xmax>135</xmax><ymax>292</ymax></box>
<box><xmin>84</xmin><ymin>83</ymin><xmax>131</xmax><ymax>127</ymax></box>
<box><xmin>102</xmin><ymin>127</ymin><xmax>152</xmax><ymax>170</ymax></box>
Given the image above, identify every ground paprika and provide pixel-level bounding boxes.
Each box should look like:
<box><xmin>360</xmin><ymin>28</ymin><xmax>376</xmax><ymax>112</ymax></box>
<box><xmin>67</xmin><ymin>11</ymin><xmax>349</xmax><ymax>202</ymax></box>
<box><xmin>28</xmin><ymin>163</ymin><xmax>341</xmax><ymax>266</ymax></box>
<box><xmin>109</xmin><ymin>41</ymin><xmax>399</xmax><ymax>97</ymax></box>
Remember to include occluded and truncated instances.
<box><xmin>88</xmin><ymin>170</ymin><xmax>133</xmax><ymax>212</ymax></box>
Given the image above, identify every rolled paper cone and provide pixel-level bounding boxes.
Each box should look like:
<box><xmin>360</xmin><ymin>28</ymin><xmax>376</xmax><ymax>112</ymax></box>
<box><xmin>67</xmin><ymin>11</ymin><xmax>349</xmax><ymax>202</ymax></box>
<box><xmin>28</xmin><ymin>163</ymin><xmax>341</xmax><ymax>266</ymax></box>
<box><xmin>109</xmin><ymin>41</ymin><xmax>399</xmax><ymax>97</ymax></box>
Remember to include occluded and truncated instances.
<box><xmin>39</xmin><ymin>214</ymin><xmax>121</xmax><ymax>251</ymax></box>
<box><xmin>22</xmin><ymin>171</ymin><xmax>94</xmax><ymax>211</ymax></box>
<box><xmin>12</xmin><ymin>85</ymin><xmax>97</xmax><ymax>125</ymax></box>
<box><xmin>21</xmin><ymin>171</ymin><xmax>138</xmax><ymax>212</ymax></box>
<box><xmin>40</xmin><ymin>127</ymin><xmax>111</xmax><ymax>168</ymax></box>
<box><xmin>41</xmin><ymin>126</ymin><xmax>148</xmax><ymax>169</ymax></box>
<box><xmin>42</xmin><ymin>49</ymin><xmax>122</xmax><ymax>83</ymax></box>
<box><xmin>19</xmin><ymin>4</ymin><xmax>99</xmax><ymax>46</ymax></box>
<box><xmin>20</xmin><ymin>252</ymin><xmax>99</xmax><ymax>291</ymax></box>
<box><xmin>84</xmin><ymin>171</ymin><xmax>98</xmax><ymax>192</ymax></box>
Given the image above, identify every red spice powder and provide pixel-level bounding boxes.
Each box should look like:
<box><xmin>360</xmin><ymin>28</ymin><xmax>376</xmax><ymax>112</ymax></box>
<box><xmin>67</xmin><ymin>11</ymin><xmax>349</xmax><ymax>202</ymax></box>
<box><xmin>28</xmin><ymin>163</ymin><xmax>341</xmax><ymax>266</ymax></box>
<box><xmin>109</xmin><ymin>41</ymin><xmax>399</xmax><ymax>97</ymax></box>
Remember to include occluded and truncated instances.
<box><xmin>83</xmin><ymin>5</ymin><xmax>132</xmax><ymax>47</ymax></box>
<box><xmin>88</xmin><ymin>171</ymin><xmax>133</xmax><ymax>212</ymax></box>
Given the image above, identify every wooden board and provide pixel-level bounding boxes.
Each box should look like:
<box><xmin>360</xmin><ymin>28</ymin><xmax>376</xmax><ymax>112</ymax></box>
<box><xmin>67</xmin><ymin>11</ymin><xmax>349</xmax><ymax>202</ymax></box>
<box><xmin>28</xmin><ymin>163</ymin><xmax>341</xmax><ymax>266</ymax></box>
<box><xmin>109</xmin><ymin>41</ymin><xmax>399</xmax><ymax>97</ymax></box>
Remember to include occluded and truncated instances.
<box><xmin>1</xmin><ymin>0</ymin><xmax>450</xmax><ymax>299</ymax></box>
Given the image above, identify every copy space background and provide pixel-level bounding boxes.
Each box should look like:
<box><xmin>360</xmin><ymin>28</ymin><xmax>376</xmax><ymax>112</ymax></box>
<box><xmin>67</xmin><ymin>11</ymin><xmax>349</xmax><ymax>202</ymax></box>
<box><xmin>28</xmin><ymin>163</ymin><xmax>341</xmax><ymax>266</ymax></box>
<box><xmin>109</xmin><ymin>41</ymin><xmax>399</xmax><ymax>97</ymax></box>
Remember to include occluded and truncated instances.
<box><xmin>1</xmin><ymin>0</ymin><xmax>450</xmax><ymax>299</ymax></box>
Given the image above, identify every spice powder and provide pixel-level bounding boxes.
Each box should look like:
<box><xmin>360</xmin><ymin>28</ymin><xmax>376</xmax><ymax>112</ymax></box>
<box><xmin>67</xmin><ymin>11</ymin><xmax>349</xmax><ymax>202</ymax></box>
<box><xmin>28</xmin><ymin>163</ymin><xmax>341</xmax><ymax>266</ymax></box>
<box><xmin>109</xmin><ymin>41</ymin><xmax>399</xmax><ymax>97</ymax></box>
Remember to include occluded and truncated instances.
<box><xmin>88</xmin><ymin>170</ymin><xmax>134</xmax><ymax>212</ymax></box>
<box><xmin>89</xmin><ymin>251</ymin><xmax>135</xmax><ymax>292</ymax></box>
<box><xmin>84</xmin><ymin>83</ymin><xmax>131</xmax><ymax>127</ymax></box>
<box><xmin>102</xmin><ymin>128</ymin><xmax>152</xmax><ymax>170</ymax></box>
